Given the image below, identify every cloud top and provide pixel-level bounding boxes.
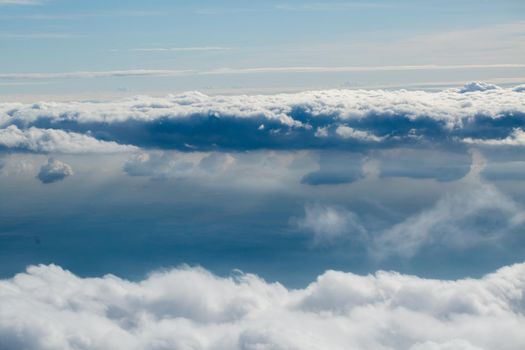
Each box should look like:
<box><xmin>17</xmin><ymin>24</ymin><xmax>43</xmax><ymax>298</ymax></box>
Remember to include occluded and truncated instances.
<box><xmin>1</xmin><ymin>262</ymin><xmax>524</xmax><ymax>350</ymax></box>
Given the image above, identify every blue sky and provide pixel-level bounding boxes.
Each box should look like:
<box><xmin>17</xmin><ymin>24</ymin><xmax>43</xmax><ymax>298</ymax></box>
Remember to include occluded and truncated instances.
<box><xmin>1</xmin><ymin>0</ymin><xmax>525</xmax><ymax>98</ymax></box>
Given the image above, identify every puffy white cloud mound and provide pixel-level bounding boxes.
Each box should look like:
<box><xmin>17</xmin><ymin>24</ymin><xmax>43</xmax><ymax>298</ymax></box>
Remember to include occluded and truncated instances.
<box><xmin>37</xmin><ymin>158</ymin><xmax>74</xmax><ymax>184</ymax></box>
<box><xmin>1</xmin><ymin>263</ymin><xmax>524</xmax><ymax>350</ymax></box>
<box><xmin>458</xmin><ymin>82</ymin><xmax>501</xmax><ymax>93</ymax></box>
<box><xmin>0</xmin><ymin>125</ymin><xmax>137</xmax><ymax>153</ymax></box>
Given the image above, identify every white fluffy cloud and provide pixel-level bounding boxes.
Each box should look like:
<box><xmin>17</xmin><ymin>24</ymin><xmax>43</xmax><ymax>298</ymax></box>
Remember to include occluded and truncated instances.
<box><xmin>2</xmin><ymin>84</ymin><xmax>523</xmax><ymax>127</ymax></box>
<box><xmin>37</xmin><ymin>158</ymin><xmax>74</xmax><ymax>183</ymax></box>
<box><xmin>335</xmin><ymin>125</ymin><xmax>384</xmax><ymax>142</ymax></box>
<box><xmin>458</xmin><ymin>81</ymin><xmax>501</xmax><ymax>93</ymax></box>
<box><xmin>1</xmin><ymin>262</ymin><xmax>524</xmax><ymax>350</ymax></box>
<box><xmin>0</xmin><ymin>125</ymin><xmax>136</xmax><ymax>154</ymax></box>
<box><xmin>464</xmin><ymin>128</ymin><xmax>525</xmax><ymax>146</ymax></box>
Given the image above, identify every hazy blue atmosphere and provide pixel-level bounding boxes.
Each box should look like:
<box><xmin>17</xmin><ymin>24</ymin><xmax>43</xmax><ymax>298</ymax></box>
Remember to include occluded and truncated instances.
<box><xmin>1</xmin><ymin>1</ymin><xmax>525</xmax><ymax>349</ymax></box>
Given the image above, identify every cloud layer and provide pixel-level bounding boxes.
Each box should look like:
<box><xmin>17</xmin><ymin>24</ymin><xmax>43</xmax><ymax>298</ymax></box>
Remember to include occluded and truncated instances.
<box><xmin>1</xmin><ymin>263</ymin><xmax>524</xmax><ymax>350</ymax></box>
<box><xmin>1</xmin><ymin>83</ymin><xmax>524</xmax><ymax>153</ymax></box>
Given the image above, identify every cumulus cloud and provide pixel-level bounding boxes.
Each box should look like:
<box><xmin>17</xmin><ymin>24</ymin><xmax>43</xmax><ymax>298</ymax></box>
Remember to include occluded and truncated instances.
<box><xmin>458</xmin><ymin>81</ymin><xmax>501</xmax><ymax>93</ymax></box>
<box><xmin>0</xmin><ymin>125</ymin><xmax>136</xmax><ymax>154</ymax></box>
<box><xmin>1</xmin><ymin>262</ymin><xmax>525</xmax><ymax>350</ymax></box>
<box><xmin>335</xmin><ymin>125</ymin><xmax>384</xmax><ymax>142</ymax></box>
<box><xmin>296</xmin><ymin>203</ymin><xmax>366</xmax><ymax>244</ymax></box>
<box><xmin>37</xmin><ymin>158</ymin><xmax>73</xmax><ymax>184</ymax></box>
<box><xmin>1</xmin><ymin>84</ymin><xmax>524</xmax><ymax>152</ymax></box>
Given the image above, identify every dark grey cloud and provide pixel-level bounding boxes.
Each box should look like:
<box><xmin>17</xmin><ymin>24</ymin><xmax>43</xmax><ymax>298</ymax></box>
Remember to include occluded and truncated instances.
<box><xmin>378</xmin><ymin>149</ymin><xmax>471</xmax><ymax>182</ymax></box>
<box><xmin>0</xmin><ymin>154</ymin><xmax>6</xmax><ymax>171</ymax></box>
<box><xmin>301</xmin><ymin>151</ymin><xmax>365</xmax><ymax>185</ymax></box>
<box><xmin>482</xmin><ymin>161</ymin><xmax>525</xmax><ymax>181</ymax></box>
<box><xmin>300</xmin><ymin>148</ymin><xmax>472</xmax><ymax>186</ymax></box>
<box><xmin>37</xmin><ymin>158</ymin><xmax>73</xmax><ymax>183</ymax></box>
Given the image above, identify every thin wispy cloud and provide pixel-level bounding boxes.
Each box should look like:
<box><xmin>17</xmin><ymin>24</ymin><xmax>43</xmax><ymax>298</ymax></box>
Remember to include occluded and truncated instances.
<box><xmin>0</xmin><ymin>69</ymin><xmax>193</xmax><ymax>80</ymax></box>
<box><xmin>0</xmin><ymin>0</ymin><xmax>42</xmax><ymax>5</ymax></box>
<box><xmin>2</xmin><ymin>64</ymin><xmax>524</xmax><ymax>80</ymax></box>
<box><xmin>0</xmin><ymin>10</ymin><xmax>171</xmax><ymax>20</ymax></box>
<box><xmin>193</xmin><ymin>7</ymin><xmax>260</xmax><ymax>15</ymax></box>
<box><xmin>129</xmin><ymin>46</ymin><xmax>231</xmax><ymax>52</ymax></box>
<box><xmin>275</xmin><ymin>2</ymin><xmax>392</xmax><ymax>11</ymax></box>
<box><xmin>0</xmin><ymin>32</ymin><xmax>80</xmax><ymax>39</ymax></box>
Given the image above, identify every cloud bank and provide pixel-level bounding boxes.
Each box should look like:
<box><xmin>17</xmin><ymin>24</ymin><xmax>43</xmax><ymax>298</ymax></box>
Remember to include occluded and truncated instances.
<box><xmin>1</xmin><ymin>263</ymin><xmax>524</xmax><ymax>350</ymax></box>
<box><xmin>1</xmin><ymin>83</ymin><xmax>524</xmax><ymax>153</ymax></box>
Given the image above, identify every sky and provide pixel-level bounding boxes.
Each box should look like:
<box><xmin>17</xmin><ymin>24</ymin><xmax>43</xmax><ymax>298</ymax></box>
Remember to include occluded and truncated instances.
<box><xmin>1</xmin><ymin>0</ymin><xmax>525</xmax><ymax>99</ymax></box>
<box><xmin>1</xmin><ymin>1</ymin><xmax>525</xmax><ymax>350</ymax></box>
